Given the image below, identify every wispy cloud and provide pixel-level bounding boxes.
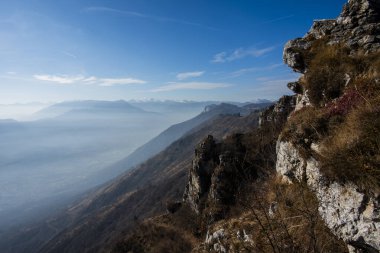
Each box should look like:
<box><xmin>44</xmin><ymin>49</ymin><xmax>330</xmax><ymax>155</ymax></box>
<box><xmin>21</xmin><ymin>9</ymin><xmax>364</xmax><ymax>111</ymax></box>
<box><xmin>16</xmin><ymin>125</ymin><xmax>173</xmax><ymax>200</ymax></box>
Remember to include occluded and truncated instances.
<box><xmin>33</xmin><ymin>74</ymin><xmax>146</xmax><ymax>86</ymax></box>
<box><xmin>97</xmin><ymin>78</ymin><xmax>146</xmax><ymax>86</ymax></box>
<box><xmin>176</xmin><ymin>71</ymin><xmax>205</xmax><ymax>80</ymax></box>
<box><xmin>33</xmin><ymin>75</ymin><xmax>84</xmax><ymax>84</ymax></box>
<box><xmin>84</xmin><ymin>6</ymin><xmax>220</xmax><ymax>31</ymax></box>
<box><xmin>229</xmin><ymin>63</ymin><xmax>283</xmax><ymax>77</ymax></box>
<box><xmin>62</xmin><ymin>51</ymin><xmax>77</xmax><ymax>59</ymax></box>
<box><xmin>212</xmin><ymin>46</ymin><xmax>275</xmax><ymax>63</ymax></box>
<box><xmin>151</xmin><ymin>82</ymin><xmax>230</xmax><ymax>92</ymax></box>
<box><xmin>262</xmin><ymin>15</ymin><xmax>295</xmax><ymax>24</ymax></box>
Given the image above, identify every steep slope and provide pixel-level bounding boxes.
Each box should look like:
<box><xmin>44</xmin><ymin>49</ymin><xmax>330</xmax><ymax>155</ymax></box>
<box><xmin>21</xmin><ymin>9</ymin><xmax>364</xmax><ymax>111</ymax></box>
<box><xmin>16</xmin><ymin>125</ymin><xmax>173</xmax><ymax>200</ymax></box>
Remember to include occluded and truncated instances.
<box><xmin>107</xmin><ymin>102</ymin><xmax>269</xmax><ymax>175</ymax></box>
<box><xmin>0</xmin><ymin>109</ymin><xmax>261</xmax><ymax>253</ymax></box>
<box><xmin>129</xmin><ymin>100</ymin><xmax>214</xmax><ymax>115</ymax></box>
<box><xmin>37</xmin><ymin>111</ymin><xmax>261</xmax><ymax>253</ymax></box>
<box><xmin>278</xmin><ymin>0</ymin><xmax>380</xmax><ymax>251</ymax></box>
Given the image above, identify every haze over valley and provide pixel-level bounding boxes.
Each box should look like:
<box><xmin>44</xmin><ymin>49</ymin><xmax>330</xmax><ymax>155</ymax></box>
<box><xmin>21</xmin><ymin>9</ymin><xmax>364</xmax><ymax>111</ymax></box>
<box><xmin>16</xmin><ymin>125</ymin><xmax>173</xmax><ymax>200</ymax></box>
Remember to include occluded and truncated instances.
<box><xmin>0</xmin><ymin>99</ymin><xmax>223</xmax><ymax>228</ymax></box>
<box><xmin>2</xmin><ymin>0</ymin><xmax>377</xmax><ymax>252</ymax></box>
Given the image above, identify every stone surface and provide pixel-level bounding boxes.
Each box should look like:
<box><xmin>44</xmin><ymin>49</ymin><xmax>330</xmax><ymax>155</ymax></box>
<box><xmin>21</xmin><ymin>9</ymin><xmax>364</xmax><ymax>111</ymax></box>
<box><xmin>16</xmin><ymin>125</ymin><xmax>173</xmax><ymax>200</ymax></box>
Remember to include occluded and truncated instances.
<box><xmin>306</xmin><ymin>158</ymin><xmax>380</xmax><ymax>253</ymax></box>
<box><xmin>276</xmin><ymin>141</ymin><xmax>380</xmax><ymax>252</ymax></box>
<box><xmin>183</xmin><ymin>135</ymin><xmax>219</xmax><ymax>213</ymax></box>
<box><xmin>183</xmin><ymin>134</ymin><xmax>247</xmax><ymax>219</ymax></box>
<box><xmin>259</xmin><ymin>95</ymin><xmax>296</xmax><ymax>127</ymax></box>
<box><xmin>294</xmin><ymin>91</ymin><xmax>311</xmax><ymax>111</ymax></box>
<box><xmin>276</xmin><ymin>140</ymin><xmax>305</xmax><ymax>183</ymax></box>
<box><xmin>283</xmin><ymin>0</ymin><xmax>380</xmax><ymax>74</ymax></box>
<box><xmin>198</xmin><ymin>225</ymin><xmax>254</xmax><ymax>253</ymax></box>
<box><xmin>204</xmin><ymin>229</ymin><xmax>227</xmax><ymax>253</ymax></box>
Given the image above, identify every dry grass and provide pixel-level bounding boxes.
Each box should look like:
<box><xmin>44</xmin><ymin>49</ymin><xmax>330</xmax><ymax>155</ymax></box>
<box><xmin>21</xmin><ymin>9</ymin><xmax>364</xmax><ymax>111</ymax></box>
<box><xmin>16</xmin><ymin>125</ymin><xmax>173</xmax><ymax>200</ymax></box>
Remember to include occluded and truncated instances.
<box><xmin>301</xmin><ymin>40</ymin><xmax>380</xmax><ymax>107</ymax></box>
<box><xmin>303</xmin><ymin>44</ymin><xmax>351</xmax><ymax>105</ymax></box>
<box><xmin>112</xmin><ymin>204</ymin><xmax>201</xmax><ymax>253</ymax></box>
<box><xmin>320</xmin><ymin>99</ymin><xmax>380</xmax><ymax>192</ymax></box>
<box><xmin>241</xmin><ymin>176</ymin><xmax>348</xmax><ymax>253</ymax></box>
<box><xmin>283</xmin><ymin>41</ymin><xmax>380</xmax><ymax>192</ymax></box>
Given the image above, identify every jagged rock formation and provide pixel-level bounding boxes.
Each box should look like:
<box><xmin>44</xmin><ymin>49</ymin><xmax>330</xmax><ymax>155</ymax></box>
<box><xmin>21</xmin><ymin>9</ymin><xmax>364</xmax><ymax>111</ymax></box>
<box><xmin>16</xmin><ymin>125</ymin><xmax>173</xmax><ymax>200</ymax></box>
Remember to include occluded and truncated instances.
<box><xmin>185</xmin><ymin>99</ymin><xmax>298</xmax><ymax>253</ymax></box>
<box><xmin>278</xmin><ymin>0</ymin><xmax>380</xmax><ymax>252</ymax></box>
<box><xmin>16</xmin><ymin>109</ymin><xmax>261</xmax><ymax>253</ymax></box>
<box><xmin>183</xmin><ymin>134</ymin><xmax>248</xmax><ymax>221</ymax></box>
<box><xmin>183</xmin><ymin>135</ymin><xmax>220</xmax><ymax>213</ymax></box>
<box><xmin>284</xmin><ymin>0</ymin><xmax>380</xmax><ymax>74</ymax></box>
<box><xmin>258</xmin><ymin>95</ymin><xmax>296</xmax><ymax>127</ymax></box>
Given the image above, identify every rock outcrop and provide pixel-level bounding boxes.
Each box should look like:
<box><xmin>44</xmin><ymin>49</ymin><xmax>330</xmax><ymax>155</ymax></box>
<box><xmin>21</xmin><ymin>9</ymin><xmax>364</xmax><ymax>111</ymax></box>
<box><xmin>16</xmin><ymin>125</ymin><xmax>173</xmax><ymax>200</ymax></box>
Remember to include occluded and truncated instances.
<box><xmin>258</xmin><ymin>95</ymin><xmax>296</xmax><ymax>127</ymax></box>
<box><xmin>284</xmin><ymin>0</ymin><xmax>380</xmax><ymax>74</ymax></box>
<box><xmin>276</xmin><ymin>141</ymin><xmax>380</xmax><ymax>252</ymax></box>
<box><xmin>183</xmin><ymin>134</ymin><xmax>249</xmax><ymax>221</ymax></box>
<box><xmin>183</xmin><ymin>135</ymin><xmax>219</xmax><ymax>213</ymax></box>
<box><xmin>194</xmin><ymin>221</ymin><xmax>255</xmax><ymax>253</ymax></box>
<box><xmin>278</xmin><ymin>0</ymin><xmax>380</xmax><ymax>251</ymax></box>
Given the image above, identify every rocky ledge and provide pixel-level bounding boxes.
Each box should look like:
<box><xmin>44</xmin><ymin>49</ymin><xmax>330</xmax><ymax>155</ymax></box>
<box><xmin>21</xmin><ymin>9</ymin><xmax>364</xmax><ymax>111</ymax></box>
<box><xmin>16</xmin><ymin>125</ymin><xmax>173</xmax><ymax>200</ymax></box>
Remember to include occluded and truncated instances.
<box><xmin>284</xmin><ymin>0</ymin><xmax>380</xmax><ymax>74</ymax></box>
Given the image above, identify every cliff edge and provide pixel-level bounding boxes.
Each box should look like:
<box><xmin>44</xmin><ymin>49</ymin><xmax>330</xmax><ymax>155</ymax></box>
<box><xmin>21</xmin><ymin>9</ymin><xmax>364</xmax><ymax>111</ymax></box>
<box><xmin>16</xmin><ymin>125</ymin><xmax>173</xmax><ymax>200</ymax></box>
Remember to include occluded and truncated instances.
<box><xmin>278</xmin><ymin>0</ymin><xmax>380</xmax><ymax>252</ymax></box>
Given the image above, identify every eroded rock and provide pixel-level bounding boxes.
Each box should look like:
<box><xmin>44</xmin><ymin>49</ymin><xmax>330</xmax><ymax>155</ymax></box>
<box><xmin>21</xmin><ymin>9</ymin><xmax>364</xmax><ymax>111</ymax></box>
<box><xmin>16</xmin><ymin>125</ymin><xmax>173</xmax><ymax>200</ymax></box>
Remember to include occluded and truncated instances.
<box><xmin>183</xmin><ymin>135</ymin><xmax>219</xmax><ymax>213</ymax></box>
<box><xmin>284</xmin><ymin>0</ymin><xmax>380</xmax><ymax>75</ymax></box>
<box><xmin>276</xmin><ymin>141</ymin><xmax>380</xmax><ymax>252</ymax></box>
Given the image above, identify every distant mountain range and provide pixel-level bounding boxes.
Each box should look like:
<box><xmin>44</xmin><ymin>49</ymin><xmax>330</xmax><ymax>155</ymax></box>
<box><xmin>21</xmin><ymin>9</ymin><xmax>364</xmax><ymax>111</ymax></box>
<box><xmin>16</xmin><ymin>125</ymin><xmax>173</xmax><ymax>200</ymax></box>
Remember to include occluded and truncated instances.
<box><xmin>0</xmin><ymin>102</ymin><xmax>267</xmax><ymax>253</ymax></box>
<box><xmin>107</xmin><ymin>102</ymin><xmax>272</xmax><ymax>177</ymax></box>
<box><xmin>33</xmin><ymin>100</ymin><xmax>148</xmax><ymax>120</ymax></box>
<box><xmin>0</xmin><ymin>100</ymin><xmax>272</xmax><ymax>252</ymax></box>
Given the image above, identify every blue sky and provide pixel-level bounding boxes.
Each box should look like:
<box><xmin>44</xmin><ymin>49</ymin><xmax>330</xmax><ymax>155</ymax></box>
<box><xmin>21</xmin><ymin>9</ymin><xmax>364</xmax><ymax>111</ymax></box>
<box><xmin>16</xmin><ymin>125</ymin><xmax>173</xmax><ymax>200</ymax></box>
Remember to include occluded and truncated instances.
<box><xmin>0</xmin><ymin>0</ymin><xmax>347</xmax><ymax>103</ymax></box>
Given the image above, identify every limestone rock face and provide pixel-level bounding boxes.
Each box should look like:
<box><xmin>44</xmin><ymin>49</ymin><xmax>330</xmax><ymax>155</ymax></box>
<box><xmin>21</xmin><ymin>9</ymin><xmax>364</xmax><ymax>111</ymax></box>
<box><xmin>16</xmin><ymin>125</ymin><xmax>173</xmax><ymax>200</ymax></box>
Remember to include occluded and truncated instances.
<box><xmin>204</xmin><ymin>229</ymin><xmax>227</xmax><ymax>253</ymax></box>
<box><xmin>183</xmin><ymin>135</ymin><xmax>219</xmax><ymax>213</ymax></box>
<box><xmin>208</xmin><ymin>153</ymin><xmax>239</xmax><ymax>206</ymax></box>
<box><xmin>278</xmin><ymin>1</ymin><xmax>380</xmax><ymax>250</ymax></box>
<box><xmin>184</xmin><ymin>134</ymin><xmax>248</xmax><ymax>220</ymax></box>
<box><xmin>276</xmin><ymin>141</ymin><xmax>380</xmax><ymax>252</ymax></box>
<box><xmin>276</xmin><ymin>141</ymin><xmax>305</xmax><ymax>183</ymax></box>
<box><xmin>283</xmin><ymin>39</ymin><xmax>312</xmax><ymax>73</ymax></box>
<box><xmin>294</xmin><ymin>91</ymin><xmax>311</xmax><ymax>111</ymax></box>
<box><xmin>194</xmin><ymin>224</ymin><xmax>254</xmax><ymax>253</ymax></box>
<box><xmin>306</xmin><ymin>158</ymin><xmax>380</xmax><ymax>253</ymax></box>
<box><xmin>283</xmin><ymin>0</ymin><xmax>380</xmax><ymax>74</ymax></box>
<box><xmin>258</xmin><ymin>95</ymin><xmax>296</xmax><ymax>127</ymax></box>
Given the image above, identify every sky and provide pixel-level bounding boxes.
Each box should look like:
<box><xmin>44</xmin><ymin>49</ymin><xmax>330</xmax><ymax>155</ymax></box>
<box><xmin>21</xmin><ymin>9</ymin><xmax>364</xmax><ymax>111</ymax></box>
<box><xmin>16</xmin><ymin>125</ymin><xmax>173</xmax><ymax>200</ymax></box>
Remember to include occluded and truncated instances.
<box><xmin>0</xmin><ymin>0</ymin><xmax>347</xmax><ymax>104</ymax></box>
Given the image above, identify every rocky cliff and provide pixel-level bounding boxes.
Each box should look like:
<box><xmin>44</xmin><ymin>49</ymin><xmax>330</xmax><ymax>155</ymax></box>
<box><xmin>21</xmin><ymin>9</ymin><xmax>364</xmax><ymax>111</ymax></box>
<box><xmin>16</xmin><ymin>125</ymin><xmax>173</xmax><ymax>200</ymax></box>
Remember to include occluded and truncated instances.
<box><xmin>284</xmin><ymin>0</ymin><xmax>380</xmax><ymax>74</ymax></box>
<box><xmin>278</xmin><ymin>0</ymin><xmax>380</xmax><ymax>252</ymax></box>
<box><xmin>183</xmin><ymin>0</ymin><xmax>380</xmax><ymax>252</ymax></box>
<box><xmin>183</xmin><ymin>134</ymin><xmax>249</xmax><ymax>222</ymax></box>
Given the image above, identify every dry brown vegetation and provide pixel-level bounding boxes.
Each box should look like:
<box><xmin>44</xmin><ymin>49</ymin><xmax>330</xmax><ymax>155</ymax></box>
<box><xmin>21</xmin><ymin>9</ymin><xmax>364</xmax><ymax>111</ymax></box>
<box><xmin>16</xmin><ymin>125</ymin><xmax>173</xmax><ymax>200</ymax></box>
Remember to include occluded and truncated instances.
<box><xmin>321</xmin><ymin>99</ymin><xmax>380</xmax><ymax>191</ymax></box>
<box><xmin>283</xmin><ymin>40</ymin><xmax>380</xmax><ymax>192</ymax></box>
<box><xmin>193</xmin><ymin>175</ymin><xmax>348</xmax><ymax>253</ymax></box>
<box><xmin>112</xmin><ymin>204</ymin><xmax>201</xmax><ymax>253</ymax></box>
<box><xmin>240</xmin><ymin>177</ymin><xmax>348</xmax><ymax>253</ymax></box>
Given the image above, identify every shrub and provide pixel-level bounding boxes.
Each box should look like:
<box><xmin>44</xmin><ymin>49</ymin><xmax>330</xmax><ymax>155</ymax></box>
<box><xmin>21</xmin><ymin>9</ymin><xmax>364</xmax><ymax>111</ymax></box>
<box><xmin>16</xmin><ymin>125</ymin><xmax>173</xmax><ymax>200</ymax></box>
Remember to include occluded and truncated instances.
<box><xmin>301</xmin><ymin>42</ymin><xmax>380</xmax><ymax>106</ymax></box>
<box><xmin>304</xmin><ymin>44</ymin><xmax>352</xmax><ymax>106</ymax></box>
<box><xmin>320</xmin><ymin>101</ymin><xmax>380</xmax><ymax>192</ymax></box>
<box><xmin>282</xmin><ymin>107</ymin><xmax>331</xmax><ymax>152</ymax></box>
<box><xmin>239</xmin><ymin>177</ymin><xmax>348</xmax><ymax>253</ymax></box>
<box><xmin>325</xmin><ymin>89</ymin><xmax>363</xmax><ymax>117</ymax></box>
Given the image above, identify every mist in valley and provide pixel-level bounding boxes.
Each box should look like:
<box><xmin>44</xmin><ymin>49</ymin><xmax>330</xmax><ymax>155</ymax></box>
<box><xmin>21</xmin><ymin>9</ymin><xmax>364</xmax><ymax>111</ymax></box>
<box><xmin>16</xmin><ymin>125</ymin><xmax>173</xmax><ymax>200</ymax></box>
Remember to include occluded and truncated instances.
<box><xmin>0</xmin><ymin>100</ymin><xmax>210</xmax><ymax>229</ymax></box>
